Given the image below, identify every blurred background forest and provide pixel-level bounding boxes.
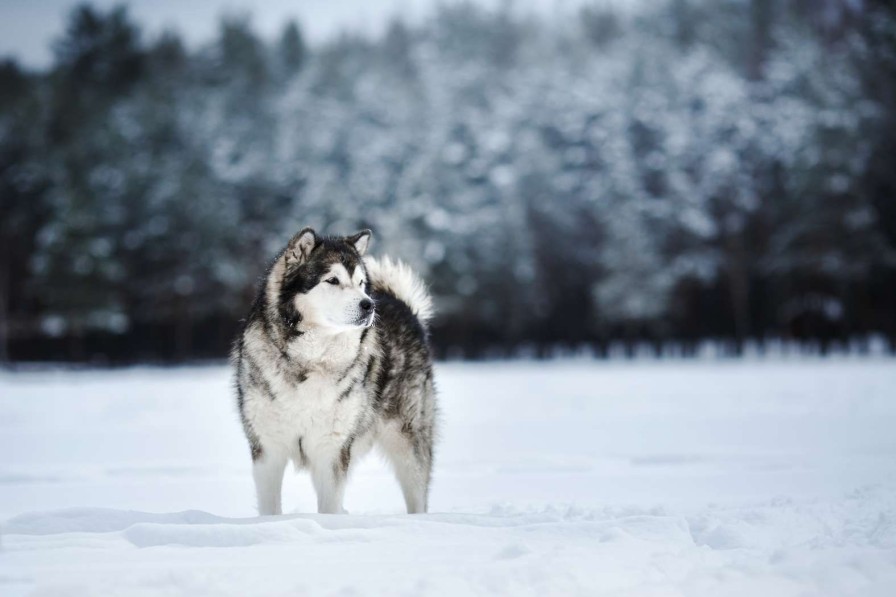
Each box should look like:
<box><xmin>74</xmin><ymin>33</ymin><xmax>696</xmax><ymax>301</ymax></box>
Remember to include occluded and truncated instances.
<box><xmin>1</xmin><ymin>0</ymin><xmax>895</xmax><ymax>364</ymax></box>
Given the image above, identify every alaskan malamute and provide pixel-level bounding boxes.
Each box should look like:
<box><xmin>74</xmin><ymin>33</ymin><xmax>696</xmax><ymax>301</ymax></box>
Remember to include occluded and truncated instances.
<box><xmin>232</xmin><ymin>228</ymin><xmax>437</xmax><ymax>514</ymax></box>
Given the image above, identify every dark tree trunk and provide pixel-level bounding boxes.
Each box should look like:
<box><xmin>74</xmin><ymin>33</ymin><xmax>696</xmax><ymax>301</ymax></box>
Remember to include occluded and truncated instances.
<box><xmin>748</xmin><ymin>0</ymin><xmax>773</xmax><ymax>81</ymax></box>
<box><xmin>726</xmin><ymin>232</ymin><xmax>752</xmax><ymax>351</ymax></box>
<box><xmin>174</xmin><ymin>297</ymin><xmax>192</xmax><ymax>361</ymax></box>
<box><xmin>0</xmin><ymin>252</ymin><xmax>8</xmax><ymax>364</ymax></box>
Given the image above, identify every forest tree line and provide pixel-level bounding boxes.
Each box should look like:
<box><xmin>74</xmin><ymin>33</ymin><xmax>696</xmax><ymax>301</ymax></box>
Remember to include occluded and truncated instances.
<box><xmin>1</xmin><ymin>0</ymin><xmax>895</xmax><ymax>363</ymax></box>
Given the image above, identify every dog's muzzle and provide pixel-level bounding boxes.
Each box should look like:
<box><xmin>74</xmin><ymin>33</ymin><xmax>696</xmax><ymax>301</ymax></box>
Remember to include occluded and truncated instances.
<box><xmin>357</xmin><ymin>299</ymin><xmax>375</xmax><ymax>327</ymax></box>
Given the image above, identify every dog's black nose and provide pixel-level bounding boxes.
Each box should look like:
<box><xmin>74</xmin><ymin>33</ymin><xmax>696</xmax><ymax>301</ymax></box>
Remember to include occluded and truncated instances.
<box><xmin>359</xmin><ymin>299</ymin><xmax>373</xmax><ymax>313</ymax></box>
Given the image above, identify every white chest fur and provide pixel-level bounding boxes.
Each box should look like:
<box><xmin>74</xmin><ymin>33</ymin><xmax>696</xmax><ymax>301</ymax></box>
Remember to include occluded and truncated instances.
<box><xmin>240</xmin><ymin>325</ymin><xmax>371</xmax><ymax>465</ymax></box>
<box><xmin>250</xmin><ymin>375</ymin><xmax>363</xmax><ymax>460</ymax></box>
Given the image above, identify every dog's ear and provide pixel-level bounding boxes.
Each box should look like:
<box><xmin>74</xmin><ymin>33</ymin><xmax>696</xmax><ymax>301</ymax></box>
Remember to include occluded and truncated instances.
<box><xmin>348</xmin><ymin>229</ymin><xmax>372</xmax><ymax>256</ymax></box>
<box><xmin>286</xmin><ymin>227</ymin><xmax>318</xmax><ymax>266</ymax></box>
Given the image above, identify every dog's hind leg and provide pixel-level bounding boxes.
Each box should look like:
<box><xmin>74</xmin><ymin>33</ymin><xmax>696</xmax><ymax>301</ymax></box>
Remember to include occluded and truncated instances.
<box><xmin>379</xmin><ymin>426</ymin><xmax>432</xmax><ymax>514</ymax></box>
<box><xmin>253</xmin><ymin>448</ymin><xmax>287</xmax><ymax>516</ymax></box>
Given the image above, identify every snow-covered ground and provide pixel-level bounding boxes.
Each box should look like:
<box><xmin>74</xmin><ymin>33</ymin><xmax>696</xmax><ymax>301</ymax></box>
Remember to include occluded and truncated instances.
<box><xmin>1</xmin><ymin>358</ymin><xmax>895</xmax><ymax>596</ymax></box>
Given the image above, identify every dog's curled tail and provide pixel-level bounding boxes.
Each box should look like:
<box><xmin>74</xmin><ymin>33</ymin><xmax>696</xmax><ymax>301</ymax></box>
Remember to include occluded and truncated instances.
<box><xmin>364</xmin><ymin>256</ymin><xmax>434</xmax><ymax>325</ymax></box>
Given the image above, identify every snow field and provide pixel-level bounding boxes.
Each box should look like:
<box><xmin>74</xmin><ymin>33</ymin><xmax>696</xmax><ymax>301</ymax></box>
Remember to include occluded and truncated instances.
<box><xmin>1</xmin><ymin>359</ymin><xmax>895</xmax><ymax>595</ymax></box>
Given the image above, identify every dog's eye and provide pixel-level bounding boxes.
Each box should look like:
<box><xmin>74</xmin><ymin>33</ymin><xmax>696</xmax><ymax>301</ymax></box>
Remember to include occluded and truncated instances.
<box><xmin>326</xmin><ymin>277</ymin><xmax>339</xmax><ymax>285</ymax></box>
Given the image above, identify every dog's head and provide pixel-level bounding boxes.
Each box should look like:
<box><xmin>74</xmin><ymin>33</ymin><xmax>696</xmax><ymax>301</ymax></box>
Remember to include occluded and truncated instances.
<box><xmin>275</xmin><ymin>227</ymin><xmax>374</xmax><ymax>334</ymax></box>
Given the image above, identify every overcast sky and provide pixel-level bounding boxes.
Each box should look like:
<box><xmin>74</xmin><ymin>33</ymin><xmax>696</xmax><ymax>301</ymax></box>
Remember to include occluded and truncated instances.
<box><xmin>0</xmin><ymin>0</ymin><xmax>614</xmax><ymax>69</ymax></box>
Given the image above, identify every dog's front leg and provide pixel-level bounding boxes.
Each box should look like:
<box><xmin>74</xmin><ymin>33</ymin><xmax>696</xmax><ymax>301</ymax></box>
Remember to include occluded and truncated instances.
<box><xmin>310</xmin><ymin>459</ymin><xmax>348</xmax><ymax>514</ymax></box>
<box><xmin>253</xmin><ymin>449</ymin><xmax>287</xmax><ymax>516</ymax></box>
